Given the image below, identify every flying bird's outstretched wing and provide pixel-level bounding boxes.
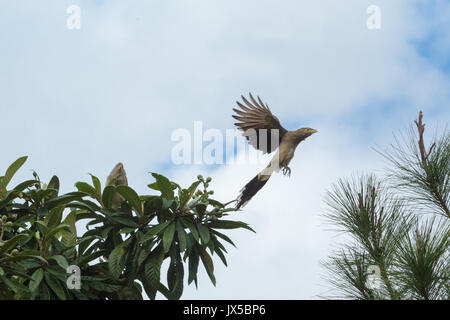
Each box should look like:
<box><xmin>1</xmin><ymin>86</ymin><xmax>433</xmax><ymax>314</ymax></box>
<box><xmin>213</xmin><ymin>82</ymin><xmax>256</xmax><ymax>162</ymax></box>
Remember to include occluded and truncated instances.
<box><xmin>232</xmin><ymin>93</ymin><xmax>288</xmax><ymax>154</ymax></box>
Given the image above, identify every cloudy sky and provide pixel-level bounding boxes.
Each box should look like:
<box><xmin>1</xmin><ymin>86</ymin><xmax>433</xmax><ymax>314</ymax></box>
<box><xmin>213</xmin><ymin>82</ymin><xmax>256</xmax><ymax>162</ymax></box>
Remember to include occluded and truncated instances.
<box><xmin>1</xmin><ymin>0</ymin><xmax>449</xmax><ymax>299</ymax></box>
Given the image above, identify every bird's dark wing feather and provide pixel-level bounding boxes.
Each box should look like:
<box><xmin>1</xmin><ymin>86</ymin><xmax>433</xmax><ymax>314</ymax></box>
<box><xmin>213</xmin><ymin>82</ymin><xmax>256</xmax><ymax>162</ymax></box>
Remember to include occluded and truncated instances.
<box><xmin>232</xmin><ymin>93</ymin><xmax>287</xmax><ymax>154</ymax></box>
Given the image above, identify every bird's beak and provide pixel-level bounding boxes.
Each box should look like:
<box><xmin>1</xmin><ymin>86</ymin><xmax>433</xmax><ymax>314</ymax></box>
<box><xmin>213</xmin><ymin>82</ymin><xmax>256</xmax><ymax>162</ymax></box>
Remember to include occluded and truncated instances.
<box><xmin>312</xmin><ymin>129</ymin><xmax>318</xmax><ymax>134</ymax></box>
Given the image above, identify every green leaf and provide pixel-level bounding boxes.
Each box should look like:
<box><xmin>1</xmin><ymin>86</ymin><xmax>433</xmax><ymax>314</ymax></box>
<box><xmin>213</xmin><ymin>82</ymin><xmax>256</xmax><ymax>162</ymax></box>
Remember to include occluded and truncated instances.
<box><xmin>47</xmin><ymin>175</ymin><xmax>60</xmax><ymax>194</ymax></box>
<box><xmin>140</xmin><ymin>221</ymin><xmax>171</xmax><ymax>243</ymax></box>
<box><xmin>163</xmin><ymin>222</ymin><xmax>176</xmax><ymax>252</ymax></box>
<box><xmin>176</xmin><ymin>221</ymin><xmax>187</xmax><ymax>252</ymax></box>
<box><xmin>0</xmin><ymin>276</ymin><xmax>16</xmax><ymax>294</ymax></box>
<box><xmin>45</xmin><ymin>192</ymin><xmax>86</xmax><ymax>210</ymax></box>
<box><xmin>67</xmin><ymin>200</ymin><xmax>98</xmax><ymax>212</ymax></box>
<box><xmin>117</xmin><ymin>285</ymin><xmax>142</xmax><ymax>300</ymax></box>
<box><xmin>61</xmin><ymin>211</ymin><xmax>77</xmax><ymax>248</ymax></box>
<box><xmin>49</xmin><ymin>255</ymin><xmax>69</xmax><ymax>270</ymax></box>
<box><xmin>0</xmin><ymin>190</ymin><xmax>21</xmax><ymax>211</ymax></box>
<box><xmin>0</xmin><ymin>190</ymin><xmax>20</xmax><ymax>208</ymax></box>
<box><xmin>78</xmin><ymin>250</ymin><xmax>105</xmax><ymax>267</ymax></box>
<box><xmin>156</xmin><ymin>282</ymin><xmax>173</xmax><ymax>300</ymax></box>
<box><xmin>43</xmin><ymin>224</ymin><xmax>70</xmax><ymax>247</ymax></box>
<box><xmin>144</xmin><ymin>245</ymin><xmax>165</xmax><ymax>288</ymax></box>
<box><xmin>147</xmin><ymin>182</ymin><xmax>159</xmax><ymax>191</ymax></box>
<box><xmin>199</xmin><ymin>245</ymin><xmax>216</xmax><ymax>286</ymax></box>
<box><xmin>35</xmin><ymin>220</ymin><xmax>49</xmax><ymax>233</ymax></box>
<box><xmin>45</xmin><ymin>205</ymin><xmax>64</xmax><ymax>229</ymax></box>
<box><xmin>44</xmin><ymin>273</ymin><xmax>66</xmax><ymax>300</ymax></box>
<box><xmin>77</xmin><ymin>235</ymin><xmax>100</xmax><ymax>256</ymax></box>
<box><xmin>116</xmin><ymin>185</ymin><xmax>143</xmax><ymax>216</ymax></box>
<box><xmin>151</xmin><ymin>173</ymin><xmax>174</xmax><ymax>200</ymax></box>
<box><xmin>182</xmin><ymin>219</ymin><xmax>199</xmax><ymax>242</ymax></box>
<box><xmin>179</xmin><ymin>181</ymin><xmax>201</xmax><ymax>208</ymax></box>
<box><xmin>75</xmin><ymin>182</ymin><xmax>98</xmax><ymax>199</ymax></box>
<box><xmin>108</xmin><ymin>240</ymin><xmax>130</xmax><ymax>279</ymax></box>
<box><xmin>213</xmin><ymin>238</ymin><xmax>228</xmax><ymax>266</ymax></box>
<box><xmin>167</xmin><ymin>248</ymin><xmax>184</xmax><ymax>300</ymax></box>
<box><xmin>0</xmin><ymin>234</ymin><xmax>28</xmax><ymax>256</ymax></box>
<box><xmin>121</xmin><ymin>227</ymin><xmax>139</xmax><ymax>234</ymax></box>
<box><xmin>13</xmin><ymin>179</ymin><xmax>37</xmax><ymax>192</ymax></box>
<box><xmin>108</xmin><ymin>215</ymin><xmax>139</xmax><ymax>228</ymax></box>
<box><xmin>197</xmin><ymin>223</ymin><xmax>211</xmax><ymax>245</ymax></box>
<box><xmin>210</xmin><ymin>229</ymin><xmax>236</xmax><ymax>248</ymax></box>
<box><xmin>208</xmin><ymin>199</ymin><xmax>226</xmax><ymax>208</ymax></box>
<box><xmin>29</xmin><ymin>268</ymin><xmax>44</xmax><ymax>292</ymax></box>
<box><xmin>188</xmin><ymin>249</ymin><xmax>200</xmax><ymax>286</ymax></box>
<box><xmin>6</xmin><ymin>253</ymin><xmax>47</xmax><ymax>264</ymax></box>
<box><xmin>0</xmin><ymin>156</ymin><xmax>27</xmax><ymax>195</ymax></box>
<box><xmin>136</xmin><ymin>241</ymin><xmax>153</xmax><ymax>268</ymax></box>
<box><xmin>89</xmin><ymin>174</ymin><xmax>102</xmax><ymax>198</ymax></box>
<box><xmin>208</xmin><ymin>220</ymin><xmax>255</xmax><ymax>233</ymax></box>
<box><xmin>194</xmin><ymin>203</ymin><xmax>207</xmax><ymax>215</ymax></box>
<box><xmin>140</xmin><ymin>277</ymin><xmax>157</xmax><ymax>300</ymax></box>
<box><xmin>162</xmin><ymin>198</ymin><xmax>174</xmax><ymax>210</ymax></box>
<box><xmin>144</xmin><ymin>197</ymin><xmax>163</xmax><ymax>215</ymax></box>
<box><xmin>102</xmin><ymin>185</ymin><xmax>116</xmax><ymax>209</ymax></box>
<box><xmin>101</xmin><ymin>226</ymin><xmax>113</xmax><ymax>238</ymax></box>
<box><xmin>123</xmin><ymin>238</ymin><xmax>139</xmax><ymax>286</ymax></box>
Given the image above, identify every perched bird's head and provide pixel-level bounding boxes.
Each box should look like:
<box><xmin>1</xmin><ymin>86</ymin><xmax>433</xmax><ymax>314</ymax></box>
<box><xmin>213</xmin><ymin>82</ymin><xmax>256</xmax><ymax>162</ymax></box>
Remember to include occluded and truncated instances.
<box><xmin>293</xmin><ymin>127</ymin><xmax>318</xmax><ymax>141</ymax></box>
<box><xmin>106</xmin><ymin>162</ymin><xmax>128</xmax><ymax>186</ymax></box>
<box><xmin>114</xmin><ymin>162</ymin><xmax>124</xmax><ymax>172</ymax></box>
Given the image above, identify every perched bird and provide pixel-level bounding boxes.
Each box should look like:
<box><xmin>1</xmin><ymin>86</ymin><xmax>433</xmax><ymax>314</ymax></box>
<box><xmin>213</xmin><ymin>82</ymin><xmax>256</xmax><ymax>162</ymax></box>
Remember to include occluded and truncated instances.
<box><xmin>233</xmin><ymin>93</ymin><xmax>317</xmax><ymax>209</ymax></box>
<box><xmin>106</xmin><ymin>162</ymin><xmax>128</xmax><ymax>209</ymax></box>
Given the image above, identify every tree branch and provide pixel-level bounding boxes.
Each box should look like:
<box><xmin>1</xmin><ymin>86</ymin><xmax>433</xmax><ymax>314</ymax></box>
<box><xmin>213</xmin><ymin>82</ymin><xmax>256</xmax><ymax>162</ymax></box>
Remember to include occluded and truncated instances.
<box><xmin>414</xmin><ymin>111</ymin><xmax>450</xmax><ymax>218</ymax></box>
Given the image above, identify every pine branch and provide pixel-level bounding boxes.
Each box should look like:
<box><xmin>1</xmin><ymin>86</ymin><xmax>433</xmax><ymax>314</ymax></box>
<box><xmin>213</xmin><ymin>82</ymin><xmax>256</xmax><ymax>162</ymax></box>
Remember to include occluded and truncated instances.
<box><xmin>377</xmin><ymin>111</ymin><xmax>449</xmax><ymax>218</ymax></box>
<box><xmin>323</xmin><ymin>174</ymin><xmax>413</xmax><ymax>299</ymax></box>
<box><xmin>414</xmin><ymin>111</ymin><xmax>449</xmax><ymax>218</ymax></box>
<box><xmin>392</xmin><ymin>218</ymin><xmax>449</xmax><ymax>300</ymax></box>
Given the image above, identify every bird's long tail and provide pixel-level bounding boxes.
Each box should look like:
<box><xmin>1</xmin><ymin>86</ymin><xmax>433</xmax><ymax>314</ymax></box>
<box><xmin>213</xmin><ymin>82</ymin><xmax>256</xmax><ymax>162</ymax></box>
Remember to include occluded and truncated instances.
<box><xmin>236</xmin><ymin>168</ymin><xmax>273</xmax><ymax>210</ymax></box>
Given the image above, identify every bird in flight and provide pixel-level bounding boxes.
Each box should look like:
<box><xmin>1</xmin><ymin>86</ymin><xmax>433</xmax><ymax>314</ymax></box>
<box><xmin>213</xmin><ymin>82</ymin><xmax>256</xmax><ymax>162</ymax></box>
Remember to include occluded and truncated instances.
<box><xmin>233</xmin><ymin>93</ymin><xmax>317</xmax><ymax>209</ymax></box>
